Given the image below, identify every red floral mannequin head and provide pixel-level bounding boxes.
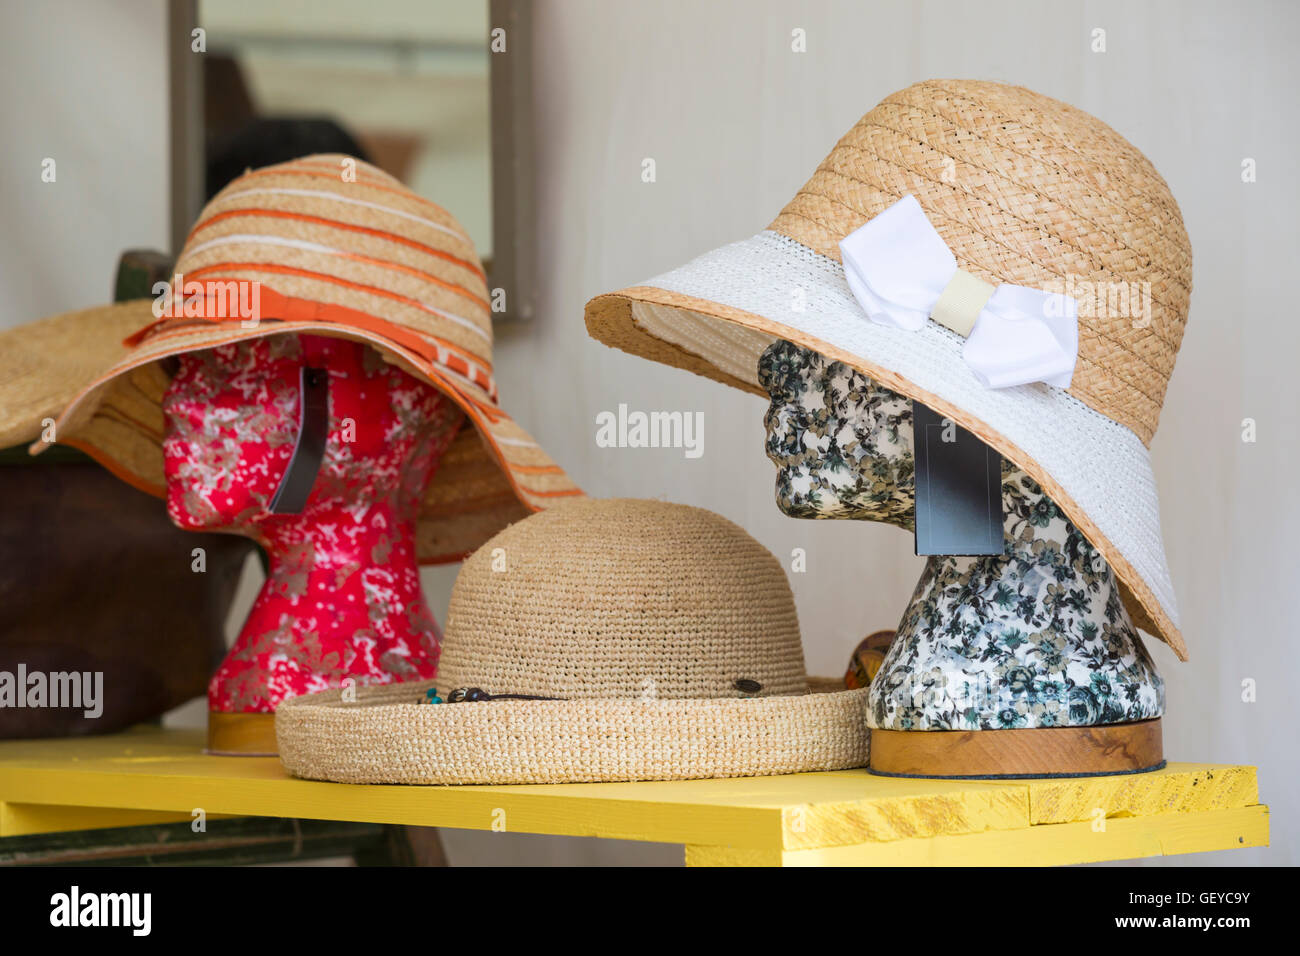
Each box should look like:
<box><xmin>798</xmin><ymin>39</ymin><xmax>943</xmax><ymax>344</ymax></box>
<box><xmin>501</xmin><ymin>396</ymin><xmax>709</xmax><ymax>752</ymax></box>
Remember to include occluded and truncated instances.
<box><xmin>161</xmin><ymin>333</ymin><xmax>463</xmax><ymax>741</ymax></box>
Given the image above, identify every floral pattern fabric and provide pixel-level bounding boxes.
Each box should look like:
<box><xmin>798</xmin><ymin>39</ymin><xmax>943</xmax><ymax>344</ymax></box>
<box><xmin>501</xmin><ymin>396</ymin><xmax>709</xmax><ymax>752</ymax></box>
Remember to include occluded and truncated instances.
<box><xmin>164</xmin><ymin>334</ymin><xmax>463</xmax><ymax>713</ymax></box>
<box><xmin>758</xmin><ymin>340</ymin><xmax>1163</xmax><ymax>730</ymax></box>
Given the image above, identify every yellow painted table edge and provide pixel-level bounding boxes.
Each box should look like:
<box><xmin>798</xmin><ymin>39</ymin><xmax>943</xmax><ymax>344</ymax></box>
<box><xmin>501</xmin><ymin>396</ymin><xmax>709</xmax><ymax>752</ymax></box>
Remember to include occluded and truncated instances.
<box><xmin>688</xmin><ymin>805</ymin><xmax>1270</xmax><ymax>866</ymax></box>
<box><xmin>0</xmin><ymin>728</ymin><xmax>1269</xmax><ymax>866</ymax></box>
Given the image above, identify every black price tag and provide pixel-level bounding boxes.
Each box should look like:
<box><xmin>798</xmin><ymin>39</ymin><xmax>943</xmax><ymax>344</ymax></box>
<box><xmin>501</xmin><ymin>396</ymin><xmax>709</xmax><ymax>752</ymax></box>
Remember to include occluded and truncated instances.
<box><xmin>912</xmin><ymin>399</ymin><xmax>1003</xmax><ymax>556</ymax></box>
<box><xmin>269</xmin><ymin>366</ymin><xmax>330</xmax><ymax>515</ymax></box>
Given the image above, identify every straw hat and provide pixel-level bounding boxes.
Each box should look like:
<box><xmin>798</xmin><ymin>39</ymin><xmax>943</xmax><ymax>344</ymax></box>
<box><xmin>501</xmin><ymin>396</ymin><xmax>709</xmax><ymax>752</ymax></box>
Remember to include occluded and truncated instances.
<box><xmin>585</xmin><ymin>80</ymin><xmax>1192</xmax><ymax>659</ymax></box>
<box><xmin>276</xmin><ymin>498</ymin><xmax>871</xmax><ymax>784</ymax></box>
<box><xmin>0</xmin><ymin>155</ymin><xmax>581</xmax><ymax>562</ymax></box>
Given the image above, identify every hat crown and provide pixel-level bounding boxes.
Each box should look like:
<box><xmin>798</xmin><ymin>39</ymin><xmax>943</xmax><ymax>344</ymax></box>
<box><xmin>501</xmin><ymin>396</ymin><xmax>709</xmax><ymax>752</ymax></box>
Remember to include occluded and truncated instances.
<box><xmin>770</xmin><ymin>79</ymin><xmax>1192</xmax><ymax>445</ymax></box>
<box><xmin>174</xmin><ymin>153</ymin><xmax>493</xmax><ymax>366</ymax></box>
<box><xmin>438</xmin><ymin>498</ymin><xmax>809</xmax><ymax>701</ymax></box>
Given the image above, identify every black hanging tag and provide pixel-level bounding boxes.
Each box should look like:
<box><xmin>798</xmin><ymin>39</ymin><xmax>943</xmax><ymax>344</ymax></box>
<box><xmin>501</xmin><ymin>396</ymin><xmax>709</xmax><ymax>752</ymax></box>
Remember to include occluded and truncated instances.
<box><xmin>912</xmin><ymin>399</ymin><xmax>1003</xmax><ymax>556</ymax></box>
<box><xmin>268</xmin><ymin>367</ymin><xmax>329</xmax><ymax>515</ymax></box>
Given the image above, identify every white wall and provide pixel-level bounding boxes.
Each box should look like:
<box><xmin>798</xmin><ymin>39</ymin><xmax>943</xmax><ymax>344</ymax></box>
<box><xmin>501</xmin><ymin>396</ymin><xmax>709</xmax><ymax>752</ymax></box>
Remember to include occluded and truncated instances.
<box><xmin>426</xmin><ymin>0</ymin><xmax>1296</xmax><ymax>865</ymax></box>
<box><xmin>0</xmin><ymin>0</ymin><xmax>170</xmax><ymax>329</ymax></box>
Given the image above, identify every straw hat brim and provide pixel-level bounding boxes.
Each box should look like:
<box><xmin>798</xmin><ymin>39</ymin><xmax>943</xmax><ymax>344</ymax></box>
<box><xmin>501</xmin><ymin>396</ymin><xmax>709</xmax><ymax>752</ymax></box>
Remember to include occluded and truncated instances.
<box><xmin>0</xmin><ymin>301</ymin><xmax>148</xmax><ymax>450</ymax></box>
<box><xmin>3</xmin><ymin>301</ymin><xmax>582</xmax><ymax>564</ymax></box>
<box><xmin>275</xmin><ymin>677</ymin><xmax>871</xmax><ymax>785</ymax></box>
<box><xmin>584</xmin><ymin>231</ymin><xmax>1185</xmax><ymax>660</ymax></box>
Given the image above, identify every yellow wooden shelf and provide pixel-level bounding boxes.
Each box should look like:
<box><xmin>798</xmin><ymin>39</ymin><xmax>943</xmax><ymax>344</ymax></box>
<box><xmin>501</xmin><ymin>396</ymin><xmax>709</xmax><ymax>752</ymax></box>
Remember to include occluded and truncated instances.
<box><xmin>0</xmin><ymin>727</ymin><xmax>1268</xmax><ymax>866</ymax></box>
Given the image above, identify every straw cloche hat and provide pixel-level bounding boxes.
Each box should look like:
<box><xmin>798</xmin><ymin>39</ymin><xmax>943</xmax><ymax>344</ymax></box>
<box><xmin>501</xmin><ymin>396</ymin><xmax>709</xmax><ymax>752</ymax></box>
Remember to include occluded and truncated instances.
<box><xmin>586</xmin><ymin>80</ymin><xmax>1192</xmax><ymax>658</ymax></box>
<box><xmin>0</xmin><ymin>155</ymin><xmax>580</xmax><ymax>561</ymax></box>
<box><xmin>276</xmin><ymin>498</ymin><xmax>871</xmax><ymax>785</ymax></box>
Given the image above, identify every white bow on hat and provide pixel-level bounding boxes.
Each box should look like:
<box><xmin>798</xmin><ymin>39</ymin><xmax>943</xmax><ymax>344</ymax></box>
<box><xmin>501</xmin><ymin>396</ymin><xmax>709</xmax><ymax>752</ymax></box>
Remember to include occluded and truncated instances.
<box><xmin>838</xmin><ymin>195</ymin><xmax>1079</xmax><ymax>389</ymax></box>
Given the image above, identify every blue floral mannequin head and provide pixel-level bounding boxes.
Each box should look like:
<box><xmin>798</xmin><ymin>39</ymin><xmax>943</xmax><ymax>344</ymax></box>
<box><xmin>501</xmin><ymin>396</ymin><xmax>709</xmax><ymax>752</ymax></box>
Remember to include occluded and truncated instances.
<box><xmin>758</xmin><ymin>339</ymin><xmax>914</xmax><ymax>526</ymax></box>
<box><xmin>757</xmin><ymin>338</ymin><xmax>1163</xmax><ymax>734</ymax></box>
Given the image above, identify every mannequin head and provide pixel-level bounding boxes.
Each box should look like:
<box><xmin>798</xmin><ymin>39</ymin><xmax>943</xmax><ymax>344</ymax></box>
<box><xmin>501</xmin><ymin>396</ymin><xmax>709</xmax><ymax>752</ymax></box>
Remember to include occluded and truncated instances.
<box><xmin>758</xmin><ymin>338</ymin><xmax>915</xmax><ymax>528</ymax></box>
<box><xmin>758</xmin><ymin>339</ymin><xmax>1163</xmax><ymax>734</ymax></box>
<box><xmin>160</xmin><ymin>332</ymin><xmax>465</xmax><ymax>716</ymax></box>
<box><xmin>163</xmin><ymin>333</ymin><xmax>462</xmax><ymax>543</ymax></box>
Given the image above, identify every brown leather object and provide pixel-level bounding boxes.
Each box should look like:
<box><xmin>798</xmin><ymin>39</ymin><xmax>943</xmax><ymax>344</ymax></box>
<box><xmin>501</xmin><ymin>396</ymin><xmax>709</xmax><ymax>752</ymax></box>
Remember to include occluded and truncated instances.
<box><xmin>0</xmin><ymin>458</ymin><xmax>252</xmax><ymax>738</ymax></box>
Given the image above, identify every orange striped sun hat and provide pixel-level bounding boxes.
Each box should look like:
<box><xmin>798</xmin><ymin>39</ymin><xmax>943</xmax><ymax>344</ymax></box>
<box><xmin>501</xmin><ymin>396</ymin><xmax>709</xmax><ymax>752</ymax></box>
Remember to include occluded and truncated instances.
<box><xmin>1</xmin><ymin>155</ymin><xmax>581</xmax><ymax>561</ymax></box>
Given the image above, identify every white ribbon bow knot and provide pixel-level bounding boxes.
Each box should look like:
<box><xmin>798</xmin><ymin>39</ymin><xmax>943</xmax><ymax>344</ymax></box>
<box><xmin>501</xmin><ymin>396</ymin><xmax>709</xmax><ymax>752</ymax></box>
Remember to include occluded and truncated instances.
<box><xmin>838</xmin><ymin>195</ymin><xmax>1078</xmax><ymax>389</ymax></box>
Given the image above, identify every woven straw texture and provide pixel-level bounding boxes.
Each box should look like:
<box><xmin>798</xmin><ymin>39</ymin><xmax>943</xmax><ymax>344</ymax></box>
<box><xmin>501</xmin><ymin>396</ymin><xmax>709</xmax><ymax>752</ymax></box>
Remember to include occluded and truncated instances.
<box><xmin>0</xmin><ymin>155</ymin><xmax>581</xmax><ymax>562</ymax></box>
<box><xmin>0</xmin><ymin>301</ymin><xmax>145</xmax><ymax>450</ymax></box>
<box><xmin>772</xmin><ymin>79</ymin><xmax>1191</xmax><ymax>444</ymax></box>
<box><xmin>276</xmin><ymin>498</ymin><xmax>871</xmax><ymax>784</ymax></box>
<box><xmin>584</xmin><ymin>80</ymin><xmax>1192</xmax><ymax>659</ymax></box>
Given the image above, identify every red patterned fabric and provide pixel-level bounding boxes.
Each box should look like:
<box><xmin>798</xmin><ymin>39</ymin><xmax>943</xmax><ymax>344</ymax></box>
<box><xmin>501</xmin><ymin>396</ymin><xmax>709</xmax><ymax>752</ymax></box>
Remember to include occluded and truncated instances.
<box><xmin>162</xmin><ymin>333</ymin><xmax>462</xmax><ymax>713</ymax></box>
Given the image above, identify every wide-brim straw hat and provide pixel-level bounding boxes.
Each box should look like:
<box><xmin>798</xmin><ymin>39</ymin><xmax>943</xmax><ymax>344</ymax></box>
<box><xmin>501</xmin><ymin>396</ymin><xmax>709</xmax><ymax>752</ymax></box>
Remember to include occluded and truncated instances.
<box><xmin>276</xmin><ymin>498</ymin><xmax>871</xmax><ymax>784</ymax></box>
<box><xmin>0</xmin><ymin>155</ymin><xmax>581</xmax><ymax>562</ymax></box>
<box><xmin>585</xmin><ymin>80</ymin><xmax>1192</xmax><ymax>659</ymax></box>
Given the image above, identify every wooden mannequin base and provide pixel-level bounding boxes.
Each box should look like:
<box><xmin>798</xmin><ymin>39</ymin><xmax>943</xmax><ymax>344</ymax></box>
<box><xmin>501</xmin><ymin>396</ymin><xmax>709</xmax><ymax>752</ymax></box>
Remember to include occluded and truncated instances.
<box><xmin>207</xmin><ymin>712</ymin><xmax>278</xmax><ymax>757</ymax></box>
<box><xmin>868</xmin><ymin>718</ymin><xmax>1163</xmax><ymax>779</ymax></box>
